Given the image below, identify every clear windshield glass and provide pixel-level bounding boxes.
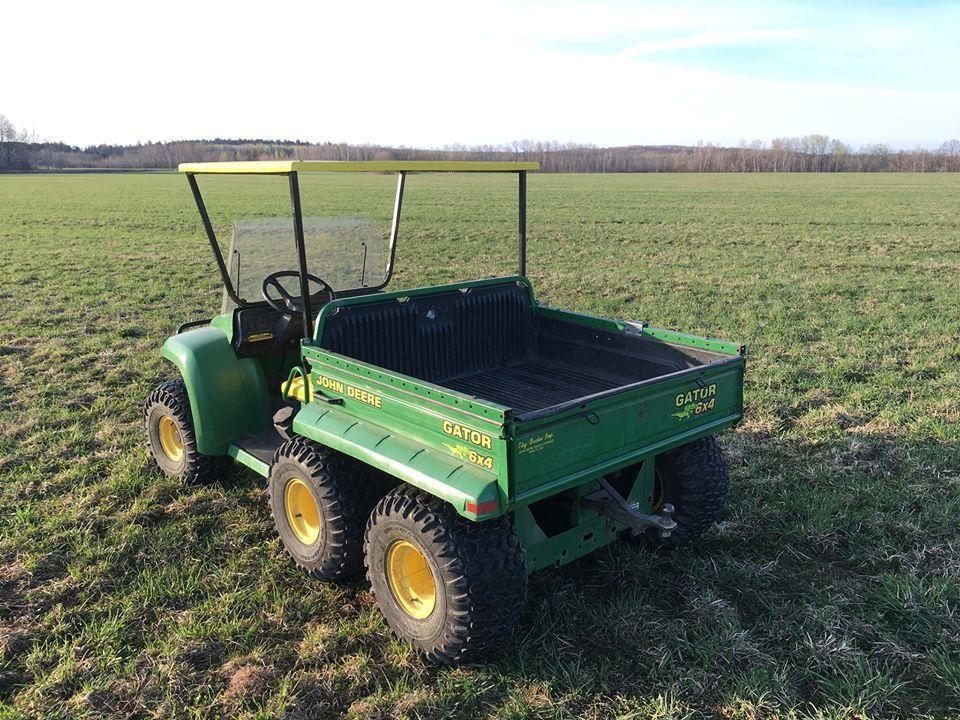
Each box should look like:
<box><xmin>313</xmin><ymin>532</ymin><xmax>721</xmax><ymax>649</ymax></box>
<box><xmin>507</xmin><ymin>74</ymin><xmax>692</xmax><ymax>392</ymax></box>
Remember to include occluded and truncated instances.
<box><xmin>223</xmin><ymin>216</ymin><xmax>388</xmax><ymax>311</ymax></box>
<box><xmin>195</xmin><ymin>173</ymin><xmax>394</xmax><ymax>313</ymax></box>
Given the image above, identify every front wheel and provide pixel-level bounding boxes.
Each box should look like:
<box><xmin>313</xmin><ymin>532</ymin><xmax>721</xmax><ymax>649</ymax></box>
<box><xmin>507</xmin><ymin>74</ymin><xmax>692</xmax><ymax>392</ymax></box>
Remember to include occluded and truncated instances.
<box><xmin>365</xmin><ymin>487</ymin><xmax>527</xmax><ymax>664</ymax></box>
<box><xmin>144</xmin><ymin>379</ymin><xmax>226</xmax><ymax>483</ymax></box>
<box><xmin>645</xmin><ymin>435</ymin><xmax>730</xmax><ymax>549</ymax></box>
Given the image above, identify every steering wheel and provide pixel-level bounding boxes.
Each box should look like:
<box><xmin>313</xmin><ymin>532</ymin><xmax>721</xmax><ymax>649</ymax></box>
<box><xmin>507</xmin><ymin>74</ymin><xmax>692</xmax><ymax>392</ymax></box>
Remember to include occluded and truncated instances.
<box><xmin>261</xmin><ymin>270</ymin><xmax>335</xmax><ymax>315</ymax></box>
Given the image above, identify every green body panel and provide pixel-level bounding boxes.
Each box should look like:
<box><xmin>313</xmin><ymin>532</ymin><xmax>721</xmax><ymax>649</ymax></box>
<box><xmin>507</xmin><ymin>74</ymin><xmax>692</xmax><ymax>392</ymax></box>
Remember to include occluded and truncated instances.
<box><xmin>209</xmin><ymin>313</ymin><xmax>233</xmax><ymax>340</ymax></box>
<box><xmin>536</xmin><ymin>305</ymin><xmax>744</xmax><ymax>355</ymax></box>
<box><xmin>301</xmin><ymin>346</ymin><xmax>509</xmax><ymax>423</ymax></box>
<box><xmin>162</xmin><ymin>326</ymin><xmax>272</xmax><ymax>454</ymax></box>
<box><xmin>507</xmin><ymin>358</ymin><xmax>744</xmax><ymax>503</ymax></box>
<box><xmin>296</xmin><ymin>345</ymin><xmax>507</xmax><ymax>518</ymax></box>
<box><xmin>292</xmin><ymin>402</ymin><xmax>500</xmax><ymax>519</ymax></box>
<box><xmin>228</xmin><ymin>444</ymin><xmax>270</xmax><ymax>476</ymax></box>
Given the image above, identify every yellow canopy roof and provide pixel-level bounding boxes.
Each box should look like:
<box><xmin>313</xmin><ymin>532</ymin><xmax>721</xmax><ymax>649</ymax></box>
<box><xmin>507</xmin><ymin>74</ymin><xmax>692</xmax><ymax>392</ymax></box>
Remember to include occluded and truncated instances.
<box><xmin>178</xmin><ymin>160</ymin><xmax>538</xmax><ymax>174</ymax></box>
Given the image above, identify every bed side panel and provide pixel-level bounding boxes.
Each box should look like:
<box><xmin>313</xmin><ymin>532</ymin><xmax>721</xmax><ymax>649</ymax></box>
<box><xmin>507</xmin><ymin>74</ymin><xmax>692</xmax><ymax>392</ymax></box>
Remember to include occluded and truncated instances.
<box><xmin>299</xmin><ymin>347</ymin><xmax>510</xmax><ymax>516</ymax></box>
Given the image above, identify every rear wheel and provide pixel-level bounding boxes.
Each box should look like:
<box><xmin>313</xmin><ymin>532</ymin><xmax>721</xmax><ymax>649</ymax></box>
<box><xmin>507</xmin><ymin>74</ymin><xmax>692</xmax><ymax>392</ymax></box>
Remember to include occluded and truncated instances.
<box><xmin>365</xmin><ymin>486</ymin><xmax>527</xmax><ymax>664</ymax></box>
<box><xmin>268</xmin><ymin>438</ymin><xmax>381</xmax><ymax>581</ymax></box>
<box><xmin>144</xmin><ymin>379</ymin><xmax>227</xmax><ymax>483</ymax></box>
<box><xmin>645</xmin><ymin>435</ymin><xmax>730</xmax><ymax>549</ymax></box>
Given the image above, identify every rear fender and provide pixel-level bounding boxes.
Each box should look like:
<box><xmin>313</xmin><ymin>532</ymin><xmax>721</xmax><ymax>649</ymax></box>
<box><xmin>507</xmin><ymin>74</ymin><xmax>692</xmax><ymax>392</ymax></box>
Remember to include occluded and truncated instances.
<box><xmin>161</xmin><ymin>327</ymin><xmax>272</xmax><ymax>455</ymax></box>
<box><xmin>292</xmin><ymin>403</ymin><xmax>502</xmax><ymax>521</ymax></box>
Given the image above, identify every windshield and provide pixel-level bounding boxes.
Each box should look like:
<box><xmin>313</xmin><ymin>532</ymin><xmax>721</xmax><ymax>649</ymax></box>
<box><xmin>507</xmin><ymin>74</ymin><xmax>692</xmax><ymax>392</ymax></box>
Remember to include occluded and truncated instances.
<box><xmin>222</xmin><ymin>215</ymin><xmax>388</xmax><ymax>312</ymax></box>
<box><xmin>194</xmin><ymin>173</ymin><xmax>395</xmax><ymax>313</ymax></box>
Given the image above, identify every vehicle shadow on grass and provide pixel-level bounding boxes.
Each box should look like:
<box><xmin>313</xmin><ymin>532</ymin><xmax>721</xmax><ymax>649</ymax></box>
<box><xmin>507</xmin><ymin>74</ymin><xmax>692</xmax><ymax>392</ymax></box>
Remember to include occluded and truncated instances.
<box><xmin>190</xmin><ymin>430</ymin><xmax>959</xmax><ymax>717</ymax></box>
<box><xmin>494</xmin><ymin>430</ymin><xmax>959</xmax><ymax>718</ymax></box>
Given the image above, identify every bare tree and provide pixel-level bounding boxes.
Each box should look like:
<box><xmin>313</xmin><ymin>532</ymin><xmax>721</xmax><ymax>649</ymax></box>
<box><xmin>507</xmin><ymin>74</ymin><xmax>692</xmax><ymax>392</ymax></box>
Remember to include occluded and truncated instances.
<box><xmin>806</xmin><ymin>134</ymin><xmax>830</xmax><ymax>172</ymax></box>
<box><xmin>939</xmin><ymin>139</ymin><xmax>960</xmax><ymax>156</ymax></box>
<box><xmin>6</xmin><ymin>128</ymin><xmax>960</xmax><ymax>173</ymax></box>
<box><xmin>0</xmin><ymin>114</ymin><xmax>16</xmax><ymax>143</ymax></box>
<box><xmin>938</xmin><ymin>139</ymin><xmax>960</xmax><ymax>171</ymax></box>
<box><xmin>829</xmin><ymin>139</ymin><xmax>849</xmax><ymax>172</ymax></box>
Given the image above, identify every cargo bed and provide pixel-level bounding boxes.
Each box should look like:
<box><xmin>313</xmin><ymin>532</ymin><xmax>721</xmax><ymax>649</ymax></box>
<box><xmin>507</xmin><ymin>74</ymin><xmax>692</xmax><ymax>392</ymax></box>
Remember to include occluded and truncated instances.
<box><xmin>295</xmin><ymin>276</ymin><xmax>744</xmax><ymax>527</ymax></box>
<box><xmin>448</xmin><ymin>321</ymin><xmax>733</xmax><ymax>421</ymax></box>
<box><xmin>318</xmin><ymin>279</ymin><xmax>733</xmax><ymax>422</ymax></box>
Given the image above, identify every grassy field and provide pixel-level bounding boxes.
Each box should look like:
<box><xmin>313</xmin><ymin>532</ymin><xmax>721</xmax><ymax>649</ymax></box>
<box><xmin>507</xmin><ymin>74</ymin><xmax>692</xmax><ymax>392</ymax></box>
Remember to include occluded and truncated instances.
<box><xmin>1</xmin><ymin>171</ymin><xmax>959</xmax><ymax>719</ymax></box>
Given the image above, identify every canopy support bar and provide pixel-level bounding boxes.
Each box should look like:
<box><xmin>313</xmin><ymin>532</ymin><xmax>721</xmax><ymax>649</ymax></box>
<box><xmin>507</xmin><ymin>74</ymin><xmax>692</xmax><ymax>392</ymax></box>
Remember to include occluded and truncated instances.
<box><xmin>186</xmin><ymin>173</ymin><xmax>244</xmax><ymax>307</ymax></box>
<box><xmin>288</xmin><ymin>172</ymin><xmax>313</xmax><ymax>342</ymax></box>
<box><xmin>518</xmin><ymin>170</ymin><xmax>527</xmax><ymax>276</ymax></box>
<box><xmin>383</xmin><ymin>171</ymin><xmax>406</xmax><ymax>286</ymax></box>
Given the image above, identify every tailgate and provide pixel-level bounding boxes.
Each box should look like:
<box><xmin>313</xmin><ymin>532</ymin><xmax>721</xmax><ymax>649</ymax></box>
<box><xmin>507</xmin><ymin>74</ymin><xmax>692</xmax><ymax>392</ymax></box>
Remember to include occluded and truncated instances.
<box><xmin>508</xmin><ymin>358</ymin><xmax>744</xmax><ymax>502</ymax></box>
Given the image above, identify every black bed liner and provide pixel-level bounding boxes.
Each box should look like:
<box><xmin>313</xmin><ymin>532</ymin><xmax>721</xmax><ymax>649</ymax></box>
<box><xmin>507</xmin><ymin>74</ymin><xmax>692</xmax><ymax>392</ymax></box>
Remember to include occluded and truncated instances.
<box><xmin>319</xmin><ymin>280</ymin><xmax>729</xmax><ymax>418</ymax></box>
<box><xmin>441</xmin><ymin>358</ymin><xmax>625</xmax><ymax>415</ymax></box>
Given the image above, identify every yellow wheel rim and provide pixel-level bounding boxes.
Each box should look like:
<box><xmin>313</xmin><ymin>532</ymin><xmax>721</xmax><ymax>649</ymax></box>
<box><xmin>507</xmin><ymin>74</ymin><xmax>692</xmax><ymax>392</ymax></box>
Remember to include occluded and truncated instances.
<box><xmin>653</xmin><ymin>470</ymin><xmax>665</xmax><ymax>511</ymax></box>
<box><xmin>157</xmin><ymin>415</ymin><xmax>184</xmax><ymax>462</ymax></box>
<box><xmin>284</xmin><ymin>478</ymin><xmax>321</xmax><ymax>545</ymax></box>
<box><xmin>385</xmin><ymin>540</ymin><xmax>437</xmax><ymax>619</ymax></box>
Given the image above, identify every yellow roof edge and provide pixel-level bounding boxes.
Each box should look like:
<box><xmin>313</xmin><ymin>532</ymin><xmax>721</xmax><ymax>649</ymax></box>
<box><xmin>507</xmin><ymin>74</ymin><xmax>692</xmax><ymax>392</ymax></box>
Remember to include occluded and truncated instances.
<box><xmin>177</xmin><ymin>160</ymin><xmax>539</xmax><ymax>174</ymax></box>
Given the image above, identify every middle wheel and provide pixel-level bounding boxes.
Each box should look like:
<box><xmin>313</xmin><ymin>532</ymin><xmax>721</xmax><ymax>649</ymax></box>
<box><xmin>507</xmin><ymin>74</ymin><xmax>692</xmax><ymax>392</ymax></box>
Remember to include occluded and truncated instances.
<box><xmin>268</xmin><ymin>437</ymin><xmax>381</xmax><ymax>582</ymax></box>
<box><xmin>365</xmin><ymin>486</ymin><xmax>528</xmax><ymax>664</ymax></box>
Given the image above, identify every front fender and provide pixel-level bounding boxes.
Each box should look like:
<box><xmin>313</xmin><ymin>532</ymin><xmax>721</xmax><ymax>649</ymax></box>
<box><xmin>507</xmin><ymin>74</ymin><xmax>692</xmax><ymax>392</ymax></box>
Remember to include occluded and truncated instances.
<box><xmin>162</xmin><ymin>327</ymin><xmax>272</xmax><ymax>455</ymax></box>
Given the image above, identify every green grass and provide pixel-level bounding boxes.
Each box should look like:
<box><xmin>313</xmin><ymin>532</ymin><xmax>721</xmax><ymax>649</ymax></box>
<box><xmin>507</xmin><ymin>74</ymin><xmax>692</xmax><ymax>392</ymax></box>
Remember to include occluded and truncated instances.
<box><xmin>1</xmin><ymin>171</ymin><xmax>959</xmax><ymax>719</ymax></box>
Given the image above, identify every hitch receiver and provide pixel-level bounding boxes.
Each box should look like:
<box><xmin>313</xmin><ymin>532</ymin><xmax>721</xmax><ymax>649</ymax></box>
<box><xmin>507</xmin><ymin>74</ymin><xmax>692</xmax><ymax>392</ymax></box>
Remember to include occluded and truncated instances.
<box><xmin>583</xmin><ymin>476</ymin><xmax>677</xmax><ymax>539</ymax></box>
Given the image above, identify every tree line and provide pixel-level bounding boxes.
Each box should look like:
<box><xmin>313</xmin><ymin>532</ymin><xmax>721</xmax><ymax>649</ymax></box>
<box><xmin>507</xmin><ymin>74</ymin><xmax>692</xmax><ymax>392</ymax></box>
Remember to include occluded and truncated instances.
<box><xmin>2</xmin><ymin>115</ymin><xmax>959</xmax><ymax>173</ymax></box>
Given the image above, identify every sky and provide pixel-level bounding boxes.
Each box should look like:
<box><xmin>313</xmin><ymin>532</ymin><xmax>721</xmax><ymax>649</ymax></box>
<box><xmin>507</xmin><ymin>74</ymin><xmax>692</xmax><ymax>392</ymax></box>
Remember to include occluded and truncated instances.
<box><xmin>2</xmin><ymin>0</ymin><xmax>959</xmax><ymax>149</ymax></box>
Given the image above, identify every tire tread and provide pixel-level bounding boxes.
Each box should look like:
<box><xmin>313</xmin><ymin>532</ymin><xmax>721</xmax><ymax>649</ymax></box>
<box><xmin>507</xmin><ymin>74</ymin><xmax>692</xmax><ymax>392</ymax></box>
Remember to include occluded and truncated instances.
<box><xmin>647</xmin><ymin>435</ymin><xmax>729</xmax><ymax>549</ymax></box>
<box><xmin>365</xmin><ymin>486</ymin><xmax>527</xmax><ymax>664</ymax></box>
<box><xmin>143</xmin><ymin>379</ymin><xmax>227</xmax><ymax>483</ymax></box>
<box><xmin>269</xmin><ymin>437</ymin><xmax>381</xmax><ymax>581</ymax></box>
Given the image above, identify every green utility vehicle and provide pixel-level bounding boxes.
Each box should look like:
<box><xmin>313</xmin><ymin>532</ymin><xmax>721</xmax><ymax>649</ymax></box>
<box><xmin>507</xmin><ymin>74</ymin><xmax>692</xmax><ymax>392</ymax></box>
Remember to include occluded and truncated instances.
<box><xmin>145</xmin><ymin>160</ymin><xmax>745</xmax><ymax>663</ymax></box>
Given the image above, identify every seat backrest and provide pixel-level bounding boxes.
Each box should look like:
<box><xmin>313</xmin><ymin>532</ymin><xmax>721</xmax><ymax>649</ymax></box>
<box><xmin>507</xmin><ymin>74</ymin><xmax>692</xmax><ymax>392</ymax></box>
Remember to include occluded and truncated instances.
<box><xmin>318</xmin><ymin>280</ymin><xmax>535</xmax><ymax>382</ymax></box>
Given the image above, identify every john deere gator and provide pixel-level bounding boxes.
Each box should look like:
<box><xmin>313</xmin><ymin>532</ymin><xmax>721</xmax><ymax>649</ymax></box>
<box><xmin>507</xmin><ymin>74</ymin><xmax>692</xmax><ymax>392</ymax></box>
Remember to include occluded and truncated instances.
<box><xmin>144</xmin><ymin>161</ymin><xmax>745</xmax><ymax>663</ymax></box>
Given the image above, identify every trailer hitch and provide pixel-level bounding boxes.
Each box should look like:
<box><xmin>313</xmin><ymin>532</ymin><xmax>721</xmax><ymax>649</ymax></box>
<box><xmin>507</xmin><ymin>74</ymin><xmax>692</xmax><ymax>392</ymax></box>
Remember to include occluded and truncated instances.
<box><xmin>582</xmin><ymin>477</ymin><xmax>677</xmax><ymax>539</ymax></box>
